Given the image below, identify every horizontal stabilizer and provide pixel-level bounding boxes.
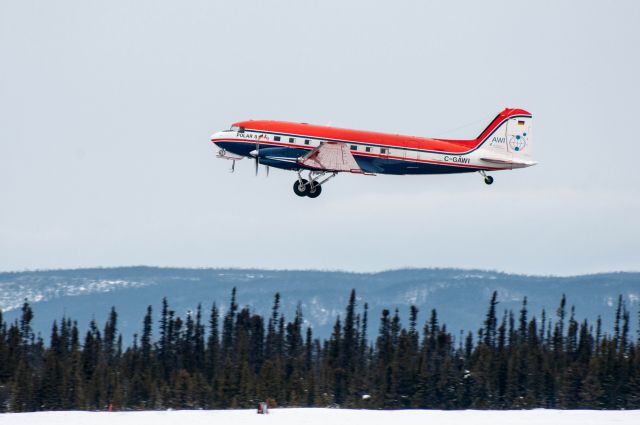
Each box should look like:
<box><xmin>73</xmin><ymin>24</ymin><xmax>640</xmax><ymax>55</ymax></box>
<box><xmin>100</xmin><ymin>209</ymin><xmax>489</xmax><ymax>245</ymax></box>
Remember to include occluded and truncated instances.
<box><xmin>480</xmin><ymin>156</ymin><xmax>537</xmax><ymax>168</ymax></box>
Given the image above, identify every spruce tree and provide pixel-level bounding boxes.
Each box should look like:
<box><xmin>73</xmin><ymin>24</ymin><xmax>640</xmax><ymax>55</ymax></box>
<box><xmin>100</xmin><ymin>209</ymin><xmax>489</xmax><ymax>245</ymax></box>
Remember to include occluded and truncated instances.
<box><xmin>483</xmin><ymin>291</ymin><xmax>498</xmax><ymax>348</ymax></box>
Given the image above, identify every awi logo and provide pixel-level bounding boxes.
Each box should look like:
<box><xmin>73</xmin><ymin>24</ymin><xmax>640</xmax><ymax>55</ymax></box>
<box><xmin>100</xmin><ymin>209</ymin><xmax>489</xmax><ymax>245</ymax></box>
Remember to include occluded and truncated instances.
<box><xmin>489</xmin><ymin>136</ymin><xmax>506</xmax><ymax>147</ymax></box>
<box><xmin>508</xmin><ymin>132</ymin><xmax>528</xmax><ymax>152</ymax></box>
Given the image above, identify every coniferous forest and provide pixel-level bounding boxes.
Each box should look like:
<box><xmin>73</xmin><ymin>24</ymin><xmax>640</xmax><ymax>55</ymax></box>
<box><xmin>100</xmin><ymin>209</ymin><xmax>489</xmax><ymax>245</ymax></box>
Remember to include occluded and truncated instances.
<box><xmin>1</xmin><ymin>289</ymin><xmax>639</xmax><ymax>412</ymax></box>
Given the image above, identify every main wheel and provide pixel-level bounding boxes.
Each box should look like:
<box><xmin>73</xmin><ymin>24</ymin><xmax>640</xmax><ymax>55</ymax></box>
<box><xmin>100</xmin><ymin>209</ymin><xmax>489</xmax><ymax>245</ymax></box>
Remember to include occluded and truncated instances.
<box><xmin>293</xmin><ymin>179</ymin><xmax>310</xmax><ymax>197</ymax></box>
<box><xmin>484</xmin><ymin>175</ymin><xmax>494</xmax><ymax>185</ymax></box>
<box><xmin>307</xmin><ymin>182</ymin><xmax>322</xmax><ymax>198</ymax></box>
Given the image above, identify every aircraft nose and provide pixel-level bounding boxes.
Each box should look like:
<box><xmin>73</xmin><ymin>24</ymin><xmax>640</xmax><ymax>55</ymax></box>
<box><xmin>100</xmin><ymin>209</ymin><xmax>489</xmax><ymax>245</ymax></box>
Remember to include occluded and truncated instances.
<box><xmin>211</xmin><ymin>131</ymin><xmax>223</xmax><ymax>146</ymax></box>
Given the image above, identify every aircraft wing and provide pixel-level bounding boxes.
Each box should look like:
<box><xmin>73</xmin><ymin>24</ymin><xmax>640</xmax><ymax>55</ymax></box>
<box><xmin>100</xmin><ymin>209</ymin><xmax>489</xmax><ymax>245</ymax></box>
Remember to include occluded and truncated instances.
<box><xmin>297</xmin><ymin>142</ymin><xmax>363</xmax><ymax>172</ymax></box>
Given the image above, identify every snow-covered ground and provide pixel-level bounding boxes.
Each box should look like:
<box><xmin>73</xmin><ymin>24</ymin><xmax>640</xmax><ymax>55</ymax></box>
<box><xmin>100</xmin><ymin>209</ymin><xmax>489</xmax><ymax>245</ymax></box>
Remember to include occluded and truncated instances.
<box><xmin>1</xmin><ymin>408</ymin><xmax>639</xmax><ymax>425</ymax></box>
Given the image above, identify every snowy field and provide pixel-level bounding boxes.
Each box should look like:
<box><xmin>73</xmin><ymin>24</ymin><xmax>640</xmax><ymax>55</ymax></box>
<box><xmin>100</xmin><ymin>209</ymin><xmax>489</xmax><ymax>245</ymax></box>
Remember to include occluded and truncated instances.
<box><xmin>1</xmin><ymin>408</ymin><xmax>639</xmax><ymax>425</ymax></box>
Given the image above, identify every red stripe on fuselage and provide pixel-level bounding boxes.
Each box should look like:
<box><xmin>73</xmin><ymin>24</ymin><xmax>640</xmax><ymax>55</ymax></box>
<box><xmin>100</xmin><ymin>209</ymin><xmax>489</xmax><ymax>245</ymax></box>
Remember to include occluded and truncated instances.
<box><xmin>353</xmin><ymin>150</ymin><xmax>504</xmax><ymax>170</ymax></box>
<box><xmin>211</xmin><ymin>138</ymin><xmax>505</xmax><ymax>171</ymax></box>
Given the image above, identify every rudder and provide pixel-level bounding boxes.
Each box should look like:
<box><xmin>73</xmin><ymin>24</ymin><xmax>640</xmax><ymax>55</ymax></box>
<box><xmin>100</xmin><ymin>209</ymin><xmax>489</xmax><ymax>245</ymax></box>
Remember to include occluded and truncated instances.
<box><xmin>478</xmin><ymin>108</ymin><xmax>534</xmax><ymax>167</ymax></box>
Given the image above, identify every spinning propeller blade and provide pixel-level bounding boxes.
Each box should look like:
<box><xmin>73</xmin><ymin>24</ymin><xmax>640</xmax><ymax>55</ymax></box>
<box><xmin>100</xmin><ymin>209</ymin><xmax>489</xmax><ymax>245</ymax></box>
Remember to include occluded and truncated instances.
<box><xmin>254</xmin><ymin>142</ymin><xmax>259</xmax><ymax>176</ymax></box>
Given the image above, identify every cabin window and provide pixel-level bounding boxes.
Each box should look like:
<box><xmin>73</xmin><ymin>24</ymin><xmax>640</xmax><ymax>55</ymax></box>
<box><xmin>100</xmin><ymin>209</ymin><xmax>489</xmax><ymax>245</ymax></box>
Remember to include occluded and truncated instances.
<box><xmin>350</xmin><ymin>145</ymin><xmax>357</xmax><ymax>150</ymax></box>
<box><xmin>380</xmin><ymin>148</ymin><xmax>387</xmax><ymax>154</ymax></box>
<box><xmin>305</xmin><ymin>139</ymin><xmax>310</xmax><ymax>145</ymax></box>
<box><xmin>238</xmin><ymin>127</ymin><xmax>245</xmax><ymax>133</ymax></box>
<box><xmin>274</xmin><ymin>136</ymin><xmax>281</xmax><ymax>141</ymax></box>
<box><xmin>289</xmin><ymin>137</ymin><xmax>295</xmax><ymax>143</ymax></box>
<box><xmin>365</xmin><ymin>146</ymin><xmax>371</xmax><ymax>152</ymax></box>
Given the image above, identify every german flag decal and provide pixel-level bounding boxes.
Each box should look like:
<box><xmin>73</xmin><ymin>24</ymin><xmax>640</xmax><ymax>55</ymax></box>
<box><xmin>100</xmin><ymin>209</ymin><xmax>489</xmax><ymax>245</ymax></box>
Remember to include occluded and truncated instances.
<box><xmin>518</xmin><ymin>120</ymin><xmax>525</xmax><ymax>126</ymax></box>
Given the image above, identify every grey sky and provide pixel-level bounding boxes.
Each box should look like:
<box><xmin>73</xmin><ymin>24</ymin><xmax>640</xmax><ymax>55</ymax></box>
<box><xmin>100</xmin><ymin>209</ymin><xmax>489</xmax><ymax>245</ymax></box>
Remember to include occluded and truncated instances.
<box><xmin>1</xmin><ymin>0</ymin><xmax>639</xmax><ymax>275</ymax></box>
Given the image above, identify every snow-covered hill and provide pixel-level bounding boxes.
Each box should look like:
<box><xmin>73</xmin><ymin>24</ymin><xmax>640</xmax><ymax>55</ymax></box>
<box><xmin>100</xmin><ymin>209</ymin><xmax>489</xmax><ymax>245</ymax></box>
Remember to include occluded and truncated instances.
<box><xmin>1</xmin><ymin>267</ymin><xmax>638</xmax><ymax>342</ymax></box>
<box><xmin>1</xmin><ymin>408</ymin><xmax>639</xmax><ymax>425</ymax></box>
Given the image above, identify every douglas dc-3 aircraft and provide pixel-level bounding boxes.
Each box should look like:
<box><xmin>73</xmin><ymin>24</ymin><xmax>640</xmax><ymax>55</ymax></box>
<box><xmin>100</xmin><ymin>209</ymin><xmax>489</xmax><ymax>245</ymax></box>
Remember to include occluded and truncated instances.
<box><xmin>210</xmin><ymin>108</ymin><xmax>535</xmax><ymax>198</ymax></box>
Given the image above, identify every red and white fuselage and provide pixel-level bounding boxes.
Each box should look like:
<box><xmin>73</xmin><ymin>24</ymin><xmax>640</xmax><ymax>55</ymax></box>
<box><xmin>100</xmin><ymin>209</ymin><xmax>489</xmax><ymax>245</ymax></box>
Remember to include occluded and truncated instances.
<box><xmin>210</xmin><ymin>108</ymin><xmax>535</xmax><ymax>197</ymax></box>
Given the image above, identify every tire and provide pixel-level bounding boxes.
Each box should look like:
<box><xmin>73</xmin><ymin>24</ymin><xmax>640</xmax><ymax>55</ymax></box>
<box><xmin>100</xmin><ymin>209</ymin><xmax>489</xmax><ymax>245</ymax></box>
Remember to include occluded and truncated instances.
<box><xmin>293</xmin><ymin>179</ymin><xmax>309</xmax><ymax>197</ymax></box>
<box><xmin>484</xmin><ymin>176</ymin><xmax>494</xmax><ymax>185</ymax></box>
<box><xmin>307</xmin><ymin>182</ymin><xmax>322</xmax><ymax>198</ymax></box>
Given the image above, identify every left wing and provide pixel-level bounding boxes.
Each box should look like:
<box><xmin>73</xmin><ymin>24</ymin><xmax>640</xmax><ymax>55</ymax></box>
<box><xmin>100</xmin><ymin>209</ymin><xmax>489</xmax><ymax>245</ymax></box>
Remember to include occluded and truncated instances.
<box><xmin>297</xmin><ymin>142</ymin><xmax>362</xmax><ymax>173</ymax></box>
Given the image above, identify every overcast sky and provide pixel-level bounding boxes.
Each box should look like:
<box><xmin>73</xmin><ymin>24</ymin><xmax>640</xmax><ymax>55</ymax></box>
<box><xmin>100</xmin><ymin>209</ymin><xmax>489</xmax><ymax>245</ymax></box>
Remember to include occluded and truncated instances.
<box><xmin>1</xmin><ymin>0</ymin><xmax>639</xmax><ymax>275</ymax></box>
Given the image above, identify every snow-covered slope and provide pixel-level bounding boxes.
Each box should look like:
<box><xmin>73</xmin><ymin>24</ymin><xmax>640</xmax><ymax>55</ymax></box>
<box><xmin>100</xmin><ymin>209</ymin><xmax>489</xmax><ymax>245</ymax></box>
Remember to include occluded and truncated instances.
<box><xmin>1</xmin><ymin>267</ymin><xmax>639</xmax><ymax>342</ymax></box>
<box><xmin>1</xmin><ymin>408</ymin><xmax>639</xmax><ymax>425</ymax></box>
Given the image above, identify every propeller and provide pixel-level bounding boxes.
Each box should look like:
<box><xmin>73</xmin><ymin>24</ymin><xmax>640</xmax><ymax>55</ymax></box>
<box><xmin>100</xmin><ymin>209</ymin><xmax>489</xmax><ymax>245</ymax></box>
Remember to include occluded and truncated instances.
<box><xmin>250</xmin><ymin>142</ymin><xmax>269</xmax><ymax>177</ymax></box>
<box><xmin>254</xmin><ymin>142</ymin><xmax>259</xmax><ymax>176</ymax></box>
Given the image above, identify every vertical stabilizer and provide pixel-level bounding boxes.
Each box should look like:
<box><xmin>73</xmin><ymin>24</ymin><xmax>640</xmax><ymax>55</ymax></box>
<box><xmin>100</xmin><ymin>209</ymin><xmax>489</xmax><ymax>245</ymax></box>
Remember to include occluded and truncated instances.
<box><xmin>478</xmin><ymin>108</ymin><xmax>535</xmax><ymax>168</ymax></box>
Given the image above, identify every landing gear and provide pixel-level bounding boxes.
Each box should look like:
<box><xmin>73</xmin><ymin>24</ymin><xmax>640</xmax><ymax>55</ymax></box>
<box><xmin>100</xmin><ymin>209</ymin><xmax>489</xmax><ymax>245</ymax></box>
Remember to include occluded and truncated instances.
<box><xmin>307</xmin><ymin>182</ymin><xmax>322</xmax><ymax>198</ymax></box>
<box><xmin>292</xmin><ymin>171</ymin><xmax>336</xmax><ymax>198</ymax></box>
<box><xmin>479</xmin><ymin>170</ymin><xmax>494</xmax><ymax>185</ymax></box>
<box><xmin>293</xmin><ymin>179</ymin><xmax>310</xmax><ymax>197</ymax></box>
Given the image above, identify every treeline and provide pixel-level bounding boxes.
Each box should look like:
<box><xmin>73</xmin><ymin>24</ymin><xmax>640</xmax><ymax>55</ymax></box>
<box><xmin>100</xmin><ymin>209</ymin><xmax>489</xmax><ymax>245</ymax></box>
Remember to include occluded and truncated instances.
<box><xmin>0</xmin><ymin>289</ymin><xmax>639</xmax><ymax>412</ymax></box>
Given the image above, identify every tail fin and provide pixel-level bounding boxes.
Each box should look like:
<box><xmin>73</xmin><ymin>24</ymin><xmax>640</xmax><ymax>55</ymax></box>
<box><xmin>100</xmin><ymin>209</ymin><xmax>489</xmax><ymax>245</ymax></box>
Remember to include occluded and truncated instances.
<box><xmin>478</xmin><ymin>108</ymin><xmax>535</xmax><ymax>168</ymax></box>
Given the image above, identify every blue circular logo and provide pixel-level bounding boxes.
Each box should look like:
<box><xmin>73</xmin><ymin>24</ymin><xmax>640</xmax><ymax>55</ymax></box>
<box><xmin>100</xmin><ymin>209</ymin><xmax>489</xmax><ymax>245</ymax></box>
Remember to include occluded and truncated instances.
<box><xmin>509</xmin><ymin>133</ymin><xmax>527</xmax><ymax>152</ymax></box>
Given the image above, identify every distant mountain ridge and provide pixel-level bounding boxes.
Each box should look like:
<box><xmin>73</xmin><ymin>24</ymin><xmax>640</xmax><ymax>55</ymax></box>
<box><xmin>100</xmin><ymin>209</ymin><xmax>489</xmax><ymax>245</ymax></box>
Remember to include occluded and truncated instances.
<box><xmin>1</xmin><ymin>267</ymin><xmax>638</xmax><ymax>343</ymax></box>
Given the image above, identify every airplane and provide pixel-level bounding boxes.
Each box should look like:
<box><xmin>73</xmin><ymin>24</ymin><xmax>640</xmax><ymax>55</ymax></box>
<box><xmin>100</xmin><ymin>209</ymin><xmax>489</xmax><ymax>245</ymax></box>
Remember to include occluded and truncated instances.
<box><xmin>210</xmin><ymin>108</ymin><xmax>535</xmax><ymax>198</ymax></box>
